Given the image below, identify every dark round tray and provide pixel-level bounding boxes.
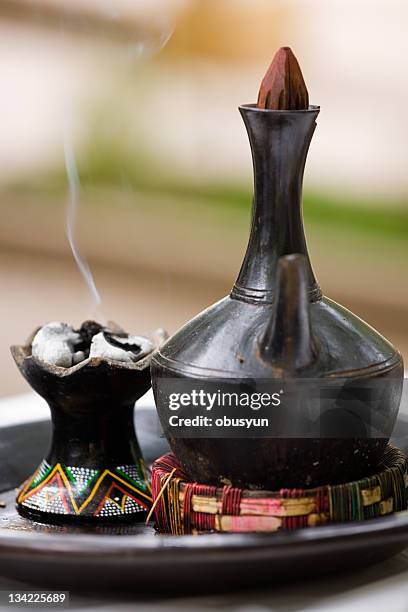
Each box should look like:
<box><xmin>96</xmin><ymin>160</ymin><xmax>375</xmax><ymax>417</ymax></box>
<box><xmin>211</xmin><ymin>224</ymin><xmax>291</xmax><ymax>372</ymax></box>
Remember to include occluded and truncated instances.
<box><xmin>0</xmin><ymin>406</ymin><xmax>407</xmax><ymax>592</ymax></box>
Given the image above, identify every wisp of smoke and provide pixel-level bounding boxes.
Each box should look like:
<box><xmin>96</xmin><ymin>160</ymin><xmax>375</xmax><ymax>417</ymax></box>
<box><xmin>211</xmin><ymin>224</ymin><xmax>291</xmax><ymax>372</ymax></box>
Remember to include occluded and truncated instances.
<box><xmin>63</xmin><ymin>133</ymin><xmax>103</xmax><ymax>321</ymax></box>
<box><xmin>61</xmin><ymin>1</ymin><xmax>178</xmax><ymax>321</ymax></box>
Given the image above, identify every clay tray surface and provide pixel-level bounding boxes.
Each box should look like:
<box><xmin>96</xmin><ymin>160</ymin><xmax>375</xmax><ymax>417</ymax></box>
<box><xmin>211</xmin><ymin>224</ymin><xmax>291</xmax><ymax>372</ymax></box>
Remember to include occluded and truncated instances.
<box><xmin>0</xmin><ymin>406</ymin><xmax>408</xmax><ymax>593</ymax></box>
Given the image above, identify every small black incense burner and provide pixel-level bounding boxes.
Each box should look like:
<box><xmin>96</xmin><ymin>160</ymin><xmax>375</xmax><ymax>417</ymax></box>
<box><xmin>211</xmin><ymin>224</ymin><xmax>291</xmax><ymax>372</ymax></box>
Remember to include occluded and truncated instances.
<box><xmin>12</xmin><ymin>322</ymin><xmax>157</xmax><ymax>524</ymax></box>
<box><xmin>151</xmin><ymin>50</ymin><xmax>404</xmax><ymax>489</ymax></box>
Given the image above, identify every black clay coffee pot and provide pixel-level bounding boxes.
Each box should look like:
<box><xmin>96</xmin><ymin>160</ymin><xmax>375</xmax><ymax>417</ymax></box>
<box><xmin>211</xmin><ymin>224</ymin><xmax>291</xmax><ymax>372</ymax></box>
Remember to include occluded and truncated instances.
<box><xmin>151</xmin><ymin>49</ymin><xmax>404</xmax><ymax>489</ymax></box>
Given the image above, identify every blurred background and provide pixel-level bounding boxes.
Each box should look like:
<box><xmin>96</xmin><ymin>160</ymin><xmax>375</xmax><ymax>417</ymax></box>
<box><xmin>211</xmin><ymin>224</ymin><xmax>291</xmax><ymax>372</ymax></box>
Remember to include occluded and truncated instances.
<box><xmin>0</xmin><ymin>0</ymin><xmax>407</xmax><ymax>396</ymax></box>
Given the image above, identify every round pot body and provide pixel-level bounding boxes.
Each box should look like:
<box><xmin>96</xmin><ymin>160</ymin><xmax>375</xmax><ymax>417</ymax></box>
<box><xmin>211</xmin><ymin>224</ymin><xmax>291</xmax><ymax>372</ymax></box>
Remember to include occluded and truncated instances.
<box><xmin>152</xmin><ymin>294</ymin><xmax>403</xmax><ymax>489</ymax></box>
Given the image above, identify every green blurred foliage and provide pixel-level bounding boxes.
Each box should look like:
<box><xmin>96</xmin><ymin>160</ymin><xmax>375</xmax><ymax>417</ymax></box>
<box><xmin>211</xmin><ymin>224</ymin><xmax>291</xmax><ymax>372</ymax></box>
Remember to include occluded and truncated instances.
<box><xmin>8</xmin><ymin>129</ymin><xmax>408</xmax><ymax>246</ymax></box>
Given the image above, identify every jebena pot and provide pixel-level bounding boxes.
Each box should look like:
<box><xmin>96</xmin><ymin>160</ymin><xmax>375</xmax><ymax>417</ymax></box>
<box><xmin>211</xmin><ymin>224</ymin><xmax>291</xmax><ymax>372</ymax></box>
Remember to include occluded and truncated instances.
<box><xmin>151</xmin><ymin>104</ymin><xmax>404</xmax><ymax>490</ymax></box>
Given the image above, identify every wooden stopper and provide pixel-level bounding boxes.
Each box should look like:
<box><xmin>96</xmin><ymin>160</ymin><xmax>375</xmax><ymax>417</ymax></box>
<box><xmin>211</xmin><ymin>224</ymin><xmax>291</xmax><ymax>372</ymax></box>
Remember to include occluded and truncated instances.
<box><xmin>257</xmin><ymin>47</ymin><xmax>309</xmax><ymax>110</ymax></box>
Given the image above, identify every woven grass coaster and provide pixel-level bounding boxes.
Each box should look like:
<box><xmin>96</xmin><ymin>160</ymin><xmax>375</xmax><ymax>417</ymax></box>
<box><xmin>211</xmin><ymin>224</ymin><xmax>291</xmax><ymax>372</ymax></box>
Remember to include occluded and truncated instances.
<box><xmin>151</xmin><ymin>446</ymin><xmax>408</xmax><ymax>534</ymax></box>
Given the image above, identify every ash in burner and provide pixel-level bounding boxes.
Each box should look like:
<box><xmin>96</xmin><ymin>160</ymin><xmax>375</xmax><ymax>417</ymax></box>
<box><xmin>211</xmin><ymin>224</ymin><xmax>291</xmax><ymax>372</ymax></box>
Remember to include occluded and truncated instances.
<box><xmin>31</xmin><ymin>321</ymin><xmax>153</xmax><ymax>368</ymax></box>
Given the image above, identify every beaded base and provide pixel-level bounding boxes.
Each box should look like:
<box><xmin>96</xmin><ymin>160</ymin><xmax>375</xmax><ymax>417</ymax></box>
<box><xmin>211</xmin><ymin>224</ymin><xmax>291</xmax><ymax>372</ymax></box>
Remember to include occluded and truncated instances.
<box><xmin>152</xmin><ymin>446</ymin><xmax>408</xmax><ymax>534</ymax></box>
<box><xmin>17</xmin><ymin>460</ymin><xmax>152</xmax><ymax>521</ymax></box>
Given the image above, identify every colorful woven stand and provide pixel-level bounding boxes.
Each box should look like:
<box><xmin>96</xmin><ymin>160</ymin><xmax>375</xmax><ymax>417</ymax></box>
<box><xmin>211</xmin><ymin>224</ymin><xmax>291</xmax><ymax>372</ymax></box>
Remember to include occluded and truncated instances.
<box><xmin>151</xmin><ymin>446</ymin><xmax>408</xmax><ymax>534</ymax></box>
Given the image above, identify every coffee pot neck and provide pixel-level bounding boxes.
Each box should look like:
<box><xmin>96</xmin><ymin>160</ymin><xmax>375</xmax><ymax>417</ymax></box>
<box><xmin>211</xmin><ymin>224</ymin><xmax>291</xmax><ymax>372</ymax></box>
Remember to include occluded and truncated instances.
<box><xmin>231</xmin><ymin>104</ymin><xmax>321</xmax><ymax>305</ymax></box>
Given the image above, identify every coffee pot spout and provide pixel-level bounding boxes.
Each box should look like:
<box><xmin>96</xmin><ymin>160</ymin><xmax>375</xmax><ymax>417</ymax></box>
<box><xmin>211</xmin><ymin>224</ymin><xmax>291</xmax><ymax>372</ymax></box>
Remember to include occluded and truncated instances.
<box><xmin>258</xmin><ymin>254</ymin><xmax>317</xmax><ymax>371</ymax></box>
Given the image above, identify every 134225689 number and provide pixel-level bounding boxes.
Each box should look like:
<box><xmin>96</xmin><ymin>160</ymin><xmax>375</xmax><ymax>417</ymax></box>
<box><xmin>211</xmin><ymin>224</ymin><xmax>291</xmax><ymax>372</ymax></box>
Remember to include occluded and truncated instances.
<box><xmin>4</xmin><ymin>592</ymin><xmax>69</xmax><ymax>606</ymax></box>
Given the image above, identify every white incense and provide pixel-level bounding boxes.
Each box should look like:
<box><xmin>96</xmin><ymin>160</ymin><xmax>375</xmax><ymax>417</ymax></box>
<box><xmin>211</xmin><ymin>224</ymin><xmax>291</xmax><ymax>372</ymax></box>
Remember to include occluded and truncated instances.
<box><xmin>89</xmin><ymin>332</ymin><xmax>153</xmax><ymax>363</ymax></box>
<box><xmin>31</xmin><ymin>322</ymin><xmax>153</xmax><ymax>368</ymax></box>
<box><xmin>32</xmin><ymin>322</ymin><xmax>83</xmax><ymax>368</ymax></box>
